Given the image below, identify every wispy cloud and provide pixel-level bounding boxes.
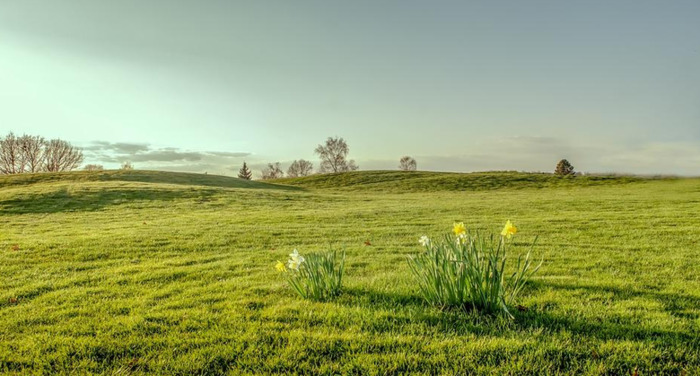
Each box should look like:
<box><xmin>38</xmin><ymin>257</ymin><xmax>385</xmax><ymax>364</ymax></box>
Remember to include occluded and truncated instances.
<box><xmin>82</xmin><ymin>141</ymin><xmax>252</xmax><ymax>174</ymax></box>
<box><xmin>81</xmin><ymin>138</ymin><xmax>700</xmax><ymax>177</ymax></box>
<box><xmin>361</xmin><ymin>137</ymin><xmax>700</xmax><ymax>176</ymax></box>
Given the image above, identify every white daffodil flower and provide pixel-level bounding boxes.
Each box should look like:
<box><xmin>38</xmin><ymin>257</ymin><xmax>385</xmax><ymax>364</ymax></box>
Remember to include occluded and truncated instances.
<box><xmin>287</xmin><ymin>249</ymin><xmax>305</xmax><ymax>270</ymax></box>
<box><xmin>287</xmin><ymin>259</ymin><xmax>300</xmax><ymax>270</ymax></box>
<box><xmin>455</xmin><ymin>233</ymin><xmax>467</xmax><ymax>245</ymax></box>
<box><xmin>419</xmin><ymin>236</ymin><xmax>431</xmax><ymax>247</ymax></box>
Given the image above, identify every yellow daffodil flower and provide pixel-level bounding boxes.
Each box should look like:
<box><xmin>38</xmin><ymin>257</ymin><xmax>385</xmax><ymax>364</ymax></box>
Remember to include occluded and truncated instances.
<box><xmin>275</xmin><ymin>261</ymin><xmax>287</xmax><ymax>272</ymax></box>
<box><xmin>453</xmin><ymin>222</ymin><xmax>466</xmax><ymax>237</ymax></box>
<box><xmin>501</xmin><ymin>220</ymin><xmax>517</xmax><ymax>239</ymax></box>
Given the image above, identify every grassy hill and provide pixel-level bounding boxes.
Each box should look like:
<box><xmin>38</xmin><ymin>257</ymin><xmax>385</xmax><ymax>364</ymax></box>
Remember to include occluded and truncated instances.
<box><xmin>274</xmin><ymin>170</ymin><xmax>661</xmax><ymax>192</ymax></box>
<box><xmin>0</xmin><ymin>171</ymin><xmax>698</xmax><ymax>374</ymax></box>
<box><xmin>0</xmin><ymin>169</ymin><xmax>296</xmax><ymax>190</ymax></box>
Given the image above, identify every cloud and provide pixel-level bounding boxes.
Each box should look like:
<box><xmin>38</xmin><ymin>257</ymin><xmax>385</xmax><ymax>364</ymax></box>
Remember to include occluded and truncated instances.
<box><xmin>130</xmin><ymin>150</ymin><xmax>204</xmax><ymax>162</ymax></box>
<box><xmin>81</xmin><ymin>138</ymin><xmax>700</xmax><ymax>177</ymax></box>
<box><xmin>206</xmin><ymin>151</ymin><xmax>252</xmax><ymax>158</ymax></box>
<box><xmin>83</xmin><ymin>141</ymin><xmax>150</xmax><ymax>154</ymax></box>
<box><xmin>358</xmin><ymin>137</ymin><xmax>700</xmax><ymax>176</ymax></box>
<box><xmin>82</xmin><ymin>140</ymin><xmax>252</xmax><ymax>174</ymax></box>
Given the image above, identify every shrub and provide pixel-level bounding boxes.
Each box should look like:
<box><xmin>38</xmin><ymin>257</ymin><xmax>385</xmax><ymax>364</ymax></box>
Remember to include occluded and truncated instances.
<box><xmin>555</xmin><ymin>159</ymin><xmax>575</xmax><ymax>175</ymax></box>
<box><xmin>83</xmin><ymin>164</ymin><xmax>104</xmax><ymax>171</ymax></box>
<box><xmin>408</xmin><ymin>221</ymin><xmax>540</xmax><ymax>318</ymax></box>
<box><xmin>276</xmin><ymin>249</ymin><xmax>345</xmax><ymax>301</ymax></box>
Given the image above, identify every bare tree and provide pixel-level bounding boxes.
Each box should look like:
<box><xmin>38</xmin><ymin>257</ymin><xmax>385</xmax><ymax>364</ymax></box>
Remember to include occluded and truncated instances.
<box><xmin>238</xmin><ymin>161</ymin><xmax>252</xmax><ymax>180</ymax></box>
<box><xmin>0</xmin><ymin>133</ymin><xmax>20</xmax><ymax>174</ymax></box>
<box><xmin>19</xmin><ymin>135</ymin><xmax>46</xmax><ymax>173</ymax></box>
<box><xmin>287</xmin><ymin>159</ymin><xmax>313</xmax><ymax>177</ymax></box>
<box><xmin>1</xmin><ymin>133</ymin><xmax>83</xmax><ymax>174</ymax></box>
<box><xmin>261</xmin><ymin>162</ymin><xmax>284</xmax><ymax>180</ymax></box>
<box><xmin>83</xmin><ymin>164</ymin><xmax>104</xmax><ymax>171</ymax></box>
<box><xmin>314</xmin><ymin>137</ymin><xmax>358</xmax><ymax>173</ymax></box>
<box><xmin>121</xmin><ymin>161</ymin><xmax>134</xmax><ymax>170</ymax></box>
<box><xmin>399</xmin><ymin>156</ymin><xmax>417</xmax><ymax>171</ymax></box>
<box><xmin>43</xmin><ymin>139</ymin><xmax>84</xmax><ymax>172</ymax></box>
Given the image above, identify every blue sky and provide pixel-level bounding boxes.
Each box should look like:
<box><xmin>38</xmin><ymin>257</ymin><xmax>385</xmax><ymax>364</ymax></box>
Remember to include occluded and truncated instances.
<box><xmin>1</xmin><ymin>1</ymin><xmax>698</xmax><ymax>175</ymax></box>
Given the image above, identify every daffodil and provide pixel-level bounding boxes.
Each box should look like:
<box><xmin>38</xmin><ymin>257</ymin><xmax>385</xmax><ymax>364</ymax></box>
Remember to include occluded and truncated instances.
<box><xmin>419</xmin><ymin>235</ymin><xmax>431</xmax><ymax>247</ymax></box>
<box><xmin>453</xmin><ymin>222</ymin><xmax>466</xmax><ymax>237</ymax></box>
<box><xmin>501</xmin><ymin>220</ymin><xmax>517</xmax><ymax>239</ymax></box>
<box><xmin>275</xmin><ymin>261</ymin><xmax>287</xmax><ymax>272</ymax></box>
<box><xmin>287</xmin><ymin>249</ymin><xmax>305</xmax><ymax>270</ymax></box>
<box><xmin>289</xmin><ymin>249</ymin><xmax>303</xmax><ymax>261</ymax></box>
<box><xmin>455</xmin><ymin>233</ymin><xmax>467</xmax><ymax>245</ymax></box>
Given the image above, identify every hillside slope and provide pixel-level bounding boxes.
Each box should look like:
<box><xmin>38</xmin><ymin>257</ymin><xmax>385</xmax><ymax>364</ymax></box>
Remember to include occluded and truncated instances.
<box><xmin>274</xmin><ymin>170</ymin><xmax>662</xmax><ymax>192</ymax></box>
<box><xmin>0</xmin><ymin>170</ymin><xmax>296</xmax><ymax>191</ymax></box>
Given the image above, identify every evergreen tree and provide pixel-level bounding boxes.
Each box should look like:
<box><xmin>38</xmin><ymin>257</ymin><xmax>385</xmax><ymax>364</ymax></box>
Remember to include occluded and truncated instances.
<box><xmin>238</xmin><ymin>161</ymin><xmax>252</xmax><ymax>180</ymax></box>
<box><xmin>555</xmin><ymin>159</ymin><xmax>575</xmax><ymax>176</ymax></box>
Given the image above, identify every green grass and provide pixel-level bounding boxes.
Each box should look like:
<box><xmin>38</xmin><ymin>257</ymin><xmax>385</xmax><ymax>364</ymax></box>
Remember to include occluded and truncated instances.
<box><xmin>273</xmin><ymin>170</ymin><xmax>662</xmax><ymax>192</ymax></box>
<box><xmin>0</xmin><ymin>170</ymin><xmax>698</xmax><ymax>375</ymax></box>
<box><xmin>0</xmin><ymin>170</ymin><xmax>296</xmax><ymax>191</ymax></box>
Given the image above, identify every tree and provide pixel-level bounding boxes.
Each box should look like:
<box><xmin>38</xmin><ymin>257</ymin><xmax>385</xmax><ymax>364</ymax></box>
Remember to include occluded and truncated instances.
<box><xmin>238</xmin><ymin>162</ymin><xmax>252</xmax><ymax>180</ymax></box>
<box><xmin>287</xmin><ymin>159</ymin><xmax>313</xmax><ymax>177</ymax></box>
<box><xmin>399</xmin><ymin>156</ymin><xmax>417</xmax><ymax>171</ymax></box>
<box><xmin>314</xmin><ymin>137</ymin><xmax>358</xmax><ymax>173</ymax></box>
<box><xmin>0</xmin><ymin>133</ymin><xmax>83</xmax><ymax>174</ymax></box>
<box><xmin>121</xmin><ymin>161</ymin><xmax>134</xmax><ymax>170</ymax></box>
<box><xmin>19</xmin><ymin>135</ymin><xmax>46</xmax><ymax>173</ymax></box>
<box><xmin>555</xmin><ymin>159</ymin><xmax>575</xmax><ymax>176</ymax></box>
<box><xmin>261</xmin><ymin>162</ymin><xmax>284</xmax><ymax>180</ymax></box>
<box><xmin>84</xmin><ymin>164</ymin><xmax>104</xmax><ymax>171</ymax></box>
<box><xmin>0</xmin><ymin>133</ymin><xmax>20</xmax><ymax>174</ymax></box>
<box><xmin>42</xmin><ymin>139</ymin><xmax>84</xmax><ymax>172</ymax></box>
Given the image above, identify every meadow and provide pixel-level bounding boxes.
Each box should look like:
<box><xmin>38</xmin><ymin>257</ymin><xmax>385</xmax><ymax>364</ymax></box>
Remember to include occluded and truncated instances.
<box><xmin>0</xmin><ymin>170</ymin><xmax>698</xmax><ymax>375</ymax></box>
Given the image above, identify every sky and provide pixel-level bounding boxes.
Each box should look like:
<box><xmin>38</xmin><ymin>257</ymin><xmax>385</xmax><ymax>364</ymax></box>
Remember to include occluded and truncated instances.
<box><xmin>1</xmin><ymin>0</ymin><xmax>699</xmax><ymax>176</ymax></box>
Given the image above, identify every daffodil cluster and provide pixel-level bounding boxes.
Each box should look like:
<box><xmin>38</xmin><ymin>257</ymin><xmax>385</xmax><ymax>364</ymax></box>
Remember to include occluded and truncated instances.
<box><xmin>409</xmin><ymin>220</ymin><xmax>539</xmax><ymax>318</ymax></box>
<box><xmin>274</xmin><ymin>248</ymin><xmax>345</xmax><ymax>301</ymax></box>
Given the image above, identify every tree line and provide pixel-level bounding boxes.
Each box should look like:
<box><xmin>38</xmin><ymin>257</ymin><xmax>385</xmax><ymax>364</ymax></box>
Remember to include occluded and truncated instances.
<box><xmin>0</xmin><ymin>133</ymin><xmax>84</xmax><ymax>174</ymax></box>
<box><xmin>238</xmin><ymin>136</ymin><xmax>419</xmax><ymax>180</ymax></box>
<box><xmin>1</xmin><ymin>132</ymin><xmax>576</xmax><ymax>179</ymax></box>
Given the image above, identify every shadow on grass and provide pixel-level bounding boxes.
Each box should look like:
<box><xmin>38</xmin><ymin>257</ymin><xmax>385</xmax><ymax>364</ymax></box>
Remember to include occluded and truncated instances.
<box><xmin>335</xmin><ymin>284</ymin><xmax>699</xmax><ymax>345</ymax></box>
<box><xmin>538</xmin><ymin>281</ymin><xmax>700</xmax><ymax>321</ymax></box>
<box><xmin>0</xmin><ymin>187</ymin><xmax>217</xmax><ymax>214</ymax></box>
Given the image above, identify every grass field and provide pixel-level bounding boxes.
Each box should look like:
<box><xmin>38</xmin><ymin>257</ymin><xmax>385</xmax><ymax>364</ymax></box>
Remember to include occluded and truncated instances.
<box><xmin>0</xmin><ymin>170</ymin><xmax>698</xmax><ymax>375</ymax></box>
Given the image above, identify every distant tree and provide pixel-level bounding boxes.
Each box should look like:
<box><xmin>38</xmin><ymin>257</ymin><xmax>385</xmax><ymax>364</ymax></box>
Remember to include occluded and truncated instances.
<box><xmin>261</xmin><ymin>162</ymin><xmax>284</xmax><ymax>180</ymax></box>
<box><xmin>399</xmin><ymin>156</ymin><xmax>417</xmax><ymax>171</ymax></box>
<box><xmin>238</xmin><ymin>162</ymin><xmax>252</xmax><ymax>180</ymax></box>
<box><xmin>287</xmin><ymin>159</ymin><xmax>313</xmax><ymax>177</ymax></box>
<box><xmin>314</xmin><ymin>137</ymin><xmax>358</xmax><ymax>173</ymax></box>
<box><xmin>120</xmin><ymin>161</ymin><xmax>134</xmax><ymax>170</ymax></box>
<box><xmin>555</xmin><ymin>159</ymin><xmax>575</xmax><ymax>176</ymax></box>
<box><xmin>83</xmin><ymin>164</ymin><xmax>104</xmax><ymax>171</ymax></box>
<box><xmin>19</xmin><ymin>135</ymin><xmax>46</xmax><ymax>173</ymax></box>
<box><xmin>0</xmin><ymin>133</ymin><xmax>82</xmax><ymax>174</ymax></box>
<box><xmin>0</xmin><ymin>133</ymin><xmax>20</xmax><ymax>174</ymax></box>
<box><xmin>42</xmin><ymin>139</ymin><xmax>84</xmax><ymax>172</ymax></box>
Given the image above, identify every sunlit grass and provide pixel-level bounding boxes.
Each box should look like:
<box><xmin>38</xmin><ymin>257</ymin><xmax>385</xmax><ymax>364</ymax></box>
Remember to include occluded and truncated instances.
<box><xmin>0</xmin><ymin>171</ymin><xmax>698</xmax><ymax>374</ymax></box>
